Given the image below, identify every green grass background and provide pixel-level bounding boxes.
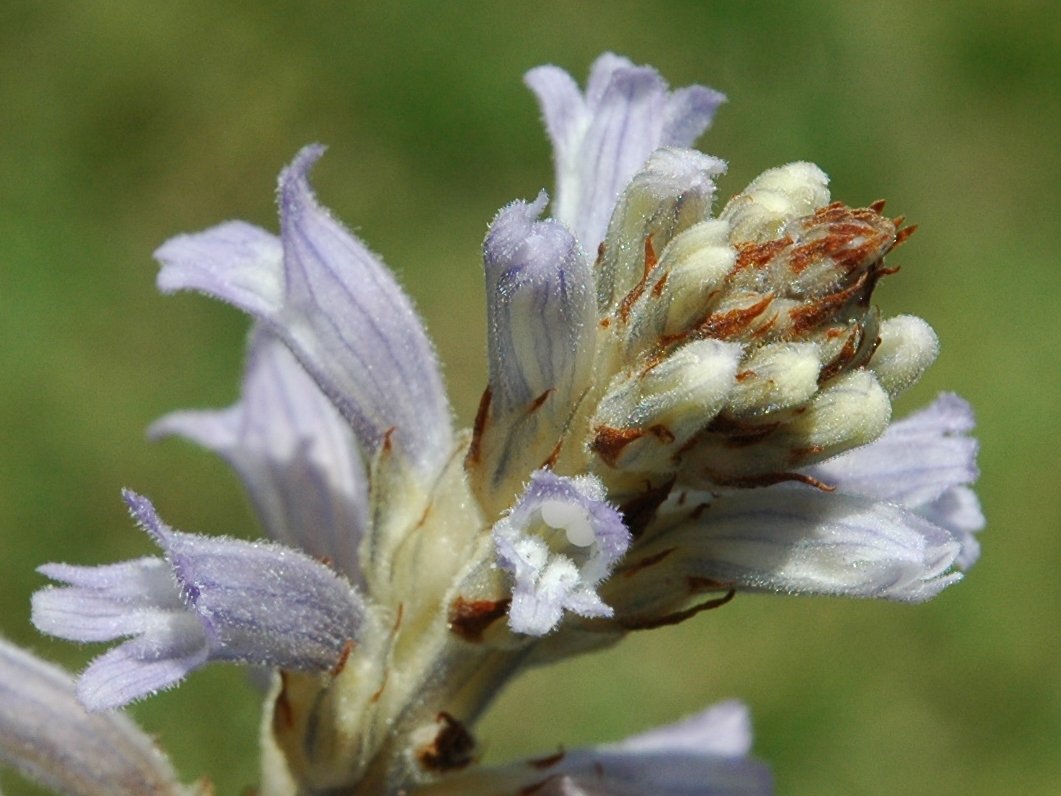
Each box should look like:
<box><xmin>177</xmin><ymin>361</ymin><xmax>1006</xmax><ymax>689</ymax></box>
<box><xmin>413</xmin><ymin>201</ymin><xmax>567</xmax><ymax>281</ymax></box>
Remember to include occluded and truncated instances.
<box><xmin>1</xmin><ymin>2</ymin><xmax>1057</xmax><ymax>794</ymax></box>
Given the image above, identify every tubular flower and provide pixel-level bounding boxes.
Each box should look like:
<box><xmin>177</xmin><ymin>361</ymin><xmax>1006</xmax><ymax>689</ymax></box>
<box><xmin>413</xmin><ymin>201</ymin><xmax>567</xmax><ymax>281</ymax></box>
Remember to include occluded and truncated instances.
<box><xmin>5</xmin><ymin>53</ymin><xmax>981</xmax><ymax>796</ymax></box>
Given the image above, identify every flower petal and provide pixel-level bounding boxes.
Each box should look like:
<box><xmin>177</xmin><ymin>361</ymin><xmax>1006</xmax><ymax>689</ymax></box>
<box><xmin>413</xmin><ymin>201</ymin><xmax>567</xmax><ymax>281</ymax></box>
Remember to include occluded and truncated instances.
<box><xmin>614</xmin><ymin>488</ymin><xmax>963</xmax><ymax>619</ymax></box>
<box><xmin>414</xmin><ymin>700</ymin><xmax>770</xmax><ymax>796</ymax></box>
<box><xmin>156</xmin><ymin>145</ymin><xmax>453</xmax><ymax>477</ymax></box>
<box><xmin>805</xmin><ymin>393</ymin><xmax>979</xmax><ymax>510</ymax></box>
<box><xmin>494</xmin><ymin>470</ymin><xmax>629</xmax><ymax>635</ymax></box>
<box><xmin>150</xmin><ymin>328</ymin><xmax>369</xmax><ymax>585</ymax></box>
<box><xmin>472</xmin><ymin>194</ymin><xmax>596</xmax><ymax>512</ymax></box>
<box><xmin>0</xmin><ymin>638</ymin><xmax>187</xmax><ymax>795</ymax></box>
<box><xmin>124</xmin><ymin>490</ymin><xmax>363</xmax><ymax>670</ymax></box>
<box><xmin>33</xmin><ymin>491</ymin><xmax>365</xmax><ymax>710</ymax></box>
<box><xmin>804</xmin><ymin>394</ymin><xmax>983</xmax><ymax>568</ymax></box>
<box><xmin>526</xmin><ymin>53</ymin><xmax>724</xmax><ymax>250</ymax></box>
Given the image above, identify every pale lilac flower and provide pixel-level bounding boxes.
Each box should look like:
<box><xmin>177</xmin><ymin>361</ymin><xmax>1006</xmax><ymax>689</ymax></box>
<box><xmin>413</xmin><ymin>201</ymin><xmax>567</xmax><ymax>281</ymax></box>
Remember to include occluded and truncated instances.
<box><xmin>0</xmin><ymin>637</ymin><xmax>189</xmax><ymax>795</ymax></box>
<box><xmin>3</xmin><ymin>53</ymin><xmax>981</xmax><ymax>795</ymax></box>
<box><xmin>32</xmin><ymin>490</ymin><xmax>364</xmax><ymax>710</ymax></box>
<box><xmin>493</xmin><ymin>469</ymin><xmax>629</xmax><ymax>635</ymax></box>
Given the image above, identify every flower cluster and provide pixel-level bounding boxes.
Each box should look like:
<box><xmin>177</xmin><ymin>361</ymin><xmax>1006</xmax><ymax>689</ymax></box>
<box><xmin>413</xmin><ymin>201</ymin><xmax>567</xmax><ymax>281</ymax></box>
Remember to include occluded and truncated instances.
<box><xmin>1</xmin><ymin>54</ymin><xmax>981</xmax><ymax>795</ymax></box>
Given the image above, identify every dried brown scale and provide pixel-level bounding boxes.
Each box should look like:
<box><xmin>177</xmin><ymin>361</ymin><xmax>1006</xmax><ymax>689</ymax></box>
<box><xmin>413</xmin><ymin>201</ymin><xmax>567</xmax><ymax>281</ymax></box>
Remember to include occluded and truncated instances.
<box><xmin>734</xmin><ymin>238</ymin><xmax>792</xmax><ymax>271</ymax></box>
<box><xmin>706</xmin><ymin>415</ymin><xmax>782</xmax><ymax>442</ymax></box>
<box><xmin>692</xmin><ymin>294</ymin><xmax>775</xmax><ymax>341</ymax></box>
<box><xmin>416</xmin><ymin>713</ymin><xmax>475</xmax><ymax>773</ymax></box>
<box><xmin>528</xmin><ymin>388</ymin><xmax>553</xmax><ymax>413</ymax></box>
<box><xmin>618</xmin><ymin>478</ymin><xmax>675</xmax><ymax>537</ymax></box>
<box><xmin>786</xmin><ymin>270</ymin><xmax>873</xmax><ymax>334</ymax></box>
<box><xmin>617</xmin><ymin>589</ymin><xmax>736</xmax><ymax>630</ymax></box>
<box><xmin>329</xmin><ymin>640</ymin><xmax>355</xmax><ymax>676</ymax></box>
<box><xmin>465</xmin><ymin>387</ymin><xmax>491</xmax><ymax>467</ymax></box>
<box><xmin>699</xmin><ymin>469</ymin><xmax>836</xmax><ymax>491</ymax></box>
<box><xmin>619</xmin><ymin>547</ymin><xmax>677</xmax><ymax>578</ymax></box>
<box><xmin>527</xmin><ymin>750</ymin><xmax>566</xmax><ymax>770</ymax></box>
<box><xmin>817</xmin><ymin>323</ymin><xmax>865</xmax><ymax>384</ymax></box>
<box><xmin>274</xmin><ymin>673</ymin><xmax>295</xmax><ymax>730</ymax></box>
<box><xmin>448</xmin><ymin>597</ymin><xmax>511</xmax><ymax>643</ymax></box>
<box><xmin>590</xmin><ymin>426</ymin><xmax>645</xmax><ymax>468</ymax></box>
<box><xmin>616</xmin><ymin>236</ymin><xmax>659</xmax><ymax>323</ymax></box>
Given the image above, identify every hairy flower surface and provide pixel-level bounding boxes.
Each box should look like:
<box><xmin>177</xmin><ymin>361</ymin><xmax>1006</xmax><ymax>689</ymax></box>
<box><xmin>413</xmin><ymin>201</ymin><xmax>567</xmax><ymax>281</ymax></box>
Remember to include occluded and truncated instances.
<box><xmin>5</xmin><ymin>53</ymin><xmax>982</xmax><ymax>796</ymax></box>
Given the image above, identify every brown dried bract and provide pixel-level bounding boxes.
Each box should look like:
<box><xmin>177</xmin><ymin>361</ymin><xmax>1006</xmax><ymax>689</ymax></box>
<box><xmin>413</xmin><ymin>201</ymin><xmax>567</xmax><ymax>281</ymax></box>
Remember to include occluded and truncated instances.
<box><xmin>448</xmin><ymin>596</ymin><xmax>512</xmax><ymax>642</ymax></box>
<box><xmin>620</xmin><ymin>547</ymin><xmax>677</xmax><ymax>578</ymax></box>
<box><xmin>617</xmin><ymin>236</ymin><xmax>660</xmax><ymax>322</ymax></box>
<box><xmin>590</xmin><ymin>425</ymin><xmax>645</xmax><ymax>468</ymax></box>
<box><xmin>417</xmin><ymin>712</ymin><xmax>476</xmax><ymax>773</ymax></box>
<box><xmin>619</xmin><ymin>588</ymin><xmax>736</xmax><ymax>630</ymax></box>
<box><xmin>465</xmin><ymin>387</ymin><xmax>492</xmax><ymax>467</ymax></box>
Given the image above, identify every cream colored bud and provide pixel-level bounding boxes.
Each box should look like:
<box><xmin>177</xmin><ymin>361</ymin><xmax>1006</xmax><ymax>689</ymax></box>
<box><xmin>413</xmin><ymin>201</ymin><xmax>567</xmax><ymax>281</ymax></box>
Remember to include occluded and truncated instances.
<box><xmin>786</xmin><ymin>369</ymin><xmax>891</xmax><ymax>456</ymax></box>
<box><xmin>682</xmin><ymin>368</ymin><xmax>891</xmax><ymax>482</ymax></box>
<box><xmin>598</xmin><ymin>149</ymin><xmax>725</xmax><ymax>314</ymax></box>
<box><xmin>591</xmin><ymin>339</ymin><xmax>742</xmax><ymax>472</ymax></box>
<box><xmin>720</xmin><ymin>162</ymin><xmax>831</xmax><ymax>244</ymax></box>
<box><xmin>725</xmin><ymin>342</ymin><xmax>822</xmax><ymax>418</ymax></box>
<box><xmin>869</xmin><ymin>314</ymin><xmax>939</xmax><ymax>397</ymax></box>
<box><xmin>622</xmin><ymin>220</ymin><xmax>736</xmax><ymax>357</ymax></box>
<box><xmin>653</xmin><ymin>220</ymin><xmax>736</xmax><ymax>335</ymax></box>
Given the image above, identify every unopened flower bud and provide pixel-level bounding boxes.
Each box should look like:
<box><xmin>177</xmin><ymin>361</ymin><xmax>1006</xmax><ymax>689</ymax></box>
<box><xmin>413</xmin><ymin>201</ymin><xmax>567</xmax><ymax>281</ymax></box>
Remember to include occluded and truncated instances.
<box><xmin>591</xmin><ymin>339</ymin><xmax>742</xmax><ymax>472</ymax></box>
<box><xmin>597</xmin><ymin>148</ymin><xmax>725</xmax><ymax>315</ymax></box>
<box><xmin>725</xmin><ymin>342</ymin><xmax>822</xmax><ymax>418</ymax></box>
<box><xmin>622</xmin><ymin>219</ymin><xmax>736</xmax><ymax>357</ymax></box>
<box><xmin>869</xmin><ymin>315</ymin><xmax>939</xmax><ymax>397</ymax></box>
<box><xmin>687</xmin><ymin>369</ymin><xmax>891</xmax><ymax>482</ymax></box>
<box><xmin>720</xmin><ymin>162</ymin><xmax>831</xmax><ymax>244</ymax></box>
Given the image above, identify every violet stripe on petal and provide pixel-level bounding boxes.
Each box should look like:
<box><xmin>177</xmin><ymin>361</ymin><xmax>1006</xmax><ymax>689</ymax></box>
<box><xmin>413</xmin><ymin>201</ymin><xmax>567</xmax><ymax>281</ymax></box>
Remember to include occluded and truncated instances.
<box><xmin>526</xmin><ymin>52</ymin><xmax>724</xmax><ymax>250</ymax></box>
<box><xmin>150</xmin><ymin>328</ymin><xmax>369</xmax><ymax>586</ymax></box>
<box><xmin>156</xmin><ymin>146</ymin><xmax>453</xmax><ymax>477</ymax></box>
<box><xmin>32</xmin><ymin>491</ymin><xmax>364</xmax><ymax>710</ymax></box>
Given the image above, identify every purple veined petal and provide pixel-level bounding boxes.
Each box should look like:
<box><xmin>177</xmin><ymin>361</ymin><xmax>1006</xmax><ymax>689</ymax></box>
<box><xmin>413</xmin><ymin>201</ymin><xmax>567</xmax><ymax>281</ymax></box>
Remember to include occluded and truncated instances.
<box><xmin>125</xmin><ymin>490</ymin><xmax>364</xmax><ymax>668</ymax></box>
<box><xmin>0</xmin><ymin>638</ymin><xmax>188</xmax><ymax>795</ymax></box>
<box><xmin>918</xmin><ymin>485</ymin><xmax>984</xmax><ymax>570</ymax></box>
<box><xmin>493</xmin><ymin>470</ymin><xmax>629</xmax><ymax>635</ymax></box>
<box><xmin>473</xmin><ymin>194</ymin><xmax>596</xmax><ymax>512</ymax></box>
<box><xmin>414</xmin><ymin>700</ymin><xmax>771</xmax><ymax>796</ymax></box>
<box><xmin>526</xmin><ymin>53</ymin><xmax>725</xmax><ymax>251</ymax></box>
<box><xmin>803</xmin><ymin>393</ymin><xmax>983</xmax><ymax>569</ymax></box>
<box><xmin>156</xmin><ymin>145</ymin><xmax>453</xmax><ymax>479</ymax></box>
<box><xmin>155</xmin><ymin>220</ymin><xmax>284</xmax><ymax>316</ymax></box>
<box><xmin>150</xmin><ymin>328</ymin><xmax>369</xmax><ymax>586</ymax></box>
<box><xmin>33</xmin><ymin>491</ymin><xmax>365</xmax><ymax>710</ymax></box>
<box><xmin>805</xmin><ymin>393</ymin><xmax>980</xmax><ymax>511</ymax></box>
<box><xmin>613</xmin><ymin>488</ymin><xmax>964</xmax><ymax>617</ymax></box>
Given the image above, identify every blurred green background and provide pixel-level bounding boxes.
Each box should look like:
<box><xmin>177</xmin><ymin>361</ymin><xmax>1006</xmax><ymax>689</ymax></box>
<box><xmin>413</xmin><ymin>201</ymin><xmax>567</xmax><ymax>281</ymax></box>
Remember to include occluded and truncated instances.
<box><xmin>1</xmin><ymin>2</ymin><xmax>1057</xmax><ymax>794</ymax></box>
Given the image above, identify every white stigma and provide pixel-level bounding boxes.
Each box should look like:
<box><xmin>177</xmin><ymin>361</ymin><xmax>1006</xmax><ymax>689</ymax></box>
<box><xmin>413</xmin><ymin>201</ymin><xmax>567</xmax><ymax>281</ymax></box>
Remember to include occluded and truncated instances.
<box><xmin>539</xmin><ymin>500</ymin><xmax>596</xmax><ymax>547</ymax></box>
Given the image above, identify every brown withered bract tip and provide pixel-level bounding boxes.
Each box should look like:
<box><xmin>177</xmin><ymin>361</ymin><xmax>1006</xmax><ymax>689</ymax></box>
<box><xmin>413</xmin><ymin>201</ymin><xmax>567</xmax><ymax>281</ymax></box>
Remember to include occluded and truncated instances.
<box><xmin>448</xmin><ymin>596</ymin><xmax>511</xmax><ymax>642</ymax></box>
<box><xmin>417</xmin><ymin>712</ymin><xmax>475</xmax><ymax>773</ymax></box>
